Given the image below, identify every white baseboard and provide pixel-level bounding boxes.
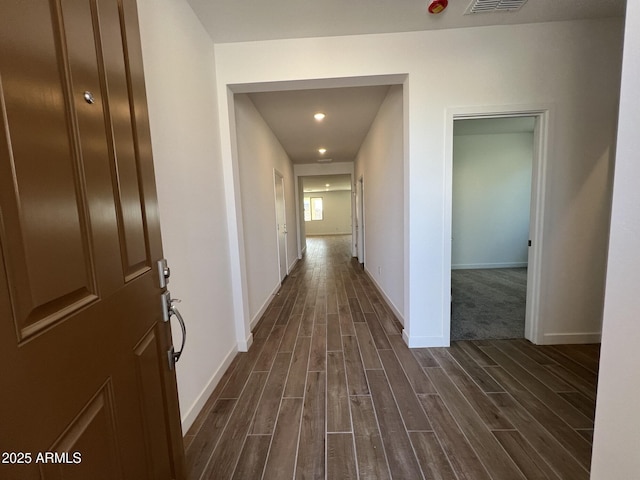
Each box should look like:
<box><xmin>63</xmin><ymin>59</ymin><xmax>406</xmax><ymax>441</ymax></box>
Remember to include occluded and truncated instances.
<box><xmin>300</xmin><ymin>245</ymin><xmax>306</xmax><ymax>259</ymax></box>
<box><xmin>402</xmin><ymin>330</ymin><xmax>450</xmax><ymax>347</ymax></box>
<box><xmin>250</xmin><ymin>281</ymin><xmax>281</xmax><ymax>331</ymax></box>
<box><xmin>542</xmin><ymin>332</ymin><xmax>602</xmax><ymax>345</ymax></box>
<box><xmin>363</xmin><ymin>267</ymin><xmax>404</xmax><ymax>325</ymax></box>
<box><xmin>452</xmin><ymin>262</ymin><xmax>528</xmax><ymax>270</ymax></box>
<box><xmin>287</xmin><ymin>256</ymin><xmax>299</xmax><ymax>274</ymax></box>
<box><xmin>181</xmin><ymin>343</ymin><xmax>237</xmax><ymax>433</ymax></box>
<box><xmin>238</xmin><ymin>332</ymin><xmax>253</xmax><ymax>352</ymax></box>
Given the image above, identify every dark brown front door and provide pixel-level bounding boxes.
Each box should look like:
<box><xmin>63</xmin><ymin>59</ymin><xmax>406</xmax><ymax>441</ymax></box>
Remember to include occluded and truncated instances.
<box><xmin>0</xmin><ymin>1</ymin><xmax>185</xmax><ymax>478</ymax></box>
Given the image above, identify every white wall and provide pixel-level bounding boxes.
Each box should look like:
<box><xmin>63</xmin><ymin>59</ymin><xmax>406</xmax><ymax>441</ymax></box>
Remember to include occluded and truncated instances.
<box><xmin>214</xmin><ymin>19</ymin><xmax>623</xmax><ymax>347</ymax></box>
<box><xmin>137</xmin><ymin>0</ymin><xmax>237</xmax><ymax>432</ymax></box>
<box><xmin>234</xmin><ymin>94</ymin><xmax>297</xmax><ymax>327</ymax></box>
<box><xmin>452</xmin><ymin>132</ymin><xmax>533</xmax><ymax>269</ymax></box>
<box><xmin>305</xmin><ymin>190</ymin><xmax>352</xmax><ymax>235</ymax></box>
<box><xmin>354</xmin><ymin>85</ymin><xmax>404</xmax><ymax>320</ymax></box>
<box><xmin>591</xmin><ymin>2</ymin><xmax>640</xmax><ymax>477</ymax></box>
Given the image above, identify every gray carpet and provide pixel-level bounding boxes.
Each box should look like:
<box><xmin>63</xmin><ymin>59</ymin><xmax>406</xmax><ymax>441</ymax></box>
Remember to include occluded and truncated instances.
<box><xmin>451</xmin><ymin>268</ymin><xmax>527</xmax><ymax>341</ymax></box>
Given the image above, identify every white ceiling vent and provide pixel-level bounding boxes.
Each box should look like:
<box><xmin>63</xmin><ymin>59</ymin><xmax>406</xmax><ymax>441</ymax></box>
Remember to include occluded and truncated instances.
<box><xmin>465</xmin><ymin>0</ymin><xmax>528</xmax><ymax>14</ymax></box>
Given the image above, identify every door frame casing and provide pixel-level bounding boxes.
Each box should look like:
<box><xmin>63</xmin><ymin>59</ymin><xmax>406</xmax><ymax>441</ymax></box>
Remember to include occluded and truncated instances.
<box><xmin>356</xmin><ymin>175</ymin><xmax>365</xmax><ymax>265</ymax></box>
<box><xmin>273</xmin><ymin>169</ymin><xmax>288</xmax><ymax>282</ymax></box>
<box><xmin>445</xmin><ymin>104</ymin><xmax>552</xmax><ymax>345</ymax></box>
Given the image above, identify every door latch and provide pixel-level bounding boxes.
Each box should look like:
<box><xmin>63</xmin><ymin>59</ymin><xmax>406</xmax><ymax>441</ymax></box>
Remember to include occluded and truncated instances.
<box><xmin>161</xmin><ymin>290</ymin><xmax>186</xmax><ymax>370</ymax></box>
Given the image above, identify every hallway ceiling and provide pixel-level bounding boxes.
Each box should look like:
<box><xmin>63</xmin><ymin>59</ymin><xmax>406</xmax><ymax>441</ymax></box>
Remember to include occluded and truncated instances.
<box><xmin>187</xmin><ymin>0</ymin><xmax>625</xmax><ymax>44</ymax></box>
<box><xmin>248</xmin><ymin>86</ymin><xmax>391</xmax><ymax>165</ymax></box>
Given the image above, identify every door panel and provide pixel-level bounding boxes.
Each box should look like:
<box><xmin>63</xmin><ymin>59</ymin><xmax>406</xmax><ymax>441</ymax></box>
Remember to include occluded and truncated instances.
<box><xmin>0</xmin><ymin>1</ymin><xmax>184</xmax><ymax>479</ymax></box>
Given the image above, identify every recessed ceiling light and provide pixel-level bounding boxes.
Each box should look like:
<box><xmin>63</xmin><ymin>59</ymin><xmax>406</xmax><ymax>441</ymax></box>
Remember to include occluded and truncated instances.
<box><xmin>314</xmin><ymin>113</ymin><xmax>326</xmax><ymax>121</ymax></box>
<box><xmin>325</xmin><ymin>184</ymin><xmax>330</xmax><ymax>187</ymax></box>
<box><xmin>318</xmin><ymin>148</ymin><xmax>327</xmax><ymax>154</ymax></box>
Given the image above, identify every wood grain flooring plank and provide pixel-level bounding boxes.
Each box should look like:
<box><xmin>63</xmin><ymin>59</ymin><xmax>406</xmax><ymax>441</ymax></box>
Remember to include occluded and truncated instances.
<box><xmin>315</xmin><ymin>289</ymin><xmax>327</xmax><ymax>324</ymax></box>
<box><xmin>277</xmin><ymin>294</ymin><xmax>298</xmax><ymax>325</ymax></box>
<box><xmin>339</xmin><ymin>304</ymin><xmax>356</xmax><ymax>336</ymax></box>
<box><xmin>291</xmin><ymin>289</ymin><xmax>308</xmax><ymax>316</ymax></box>
<box><xmin>262</xmin><ymin>398</ymin><xmax>304</xmax><ymax>480</ymax></box>
<box><xmin>428</xmin><ymin>349</ymin><xmax>513</xmax><ymax>430</ymax></box>
<box><xmin>354</xmin><ymin>288</ymin><xmax>375</xmax><ymax>314</ymax></box>
<box><xmin>327</xmin><ymin>313</ymin><xmax>343</xmax><ymax>351</ymax></box>
<box><xmin>349</xmin><ymin>395</ymin><xmax>391</xmax><ymax>480</ymax></box>
<box><xmin>184</xmin><ymin>435</ymin><xmax>195</xmax><ymax>451</ymax></box>
<box><xmin>558</xmin><ymin>391</ymin><xmax>596</xmax><ymax>421</ymax></box>
<box><xmin>284</xmin><ymin>336</ymin><xmax>312</xmax><ymax>398</ymax></box>
<box><xmin>378</xmin><ymin>350</ymin><xmax>431</xmax><ymax>431</ymax></box>
<box><xmin>409</xmin><ymin>431</ymin><xmax>457</xmax><ymax>480</ymax></box>
<box><xmin>254</xmin><ymin>307</ymin><xmax>282</xmax><ymax>338</ymax></box>
<box><xmin>447</xmin><ymin>342</ymin><xmax>505</xmax><ymax>393</ymax></box>
<box><xmin>388</xmin><ymin>335</ymin><xmax>436</xmax><ymax>394</ymax></box>
<box><xmin>250</xmin><ymin>352</ymin><xmax>292</xmax><ymax>434</ymax></box>
<box><xmin>309</xmin><ymin>322</ymin><xmax>327</xmax><ymax>372</ymax></box>
<box><xmin>327</xmin><ymin>351</ymin><xmax>351</xmax><ymax>432</ymax></box>
<box><xmin>327</xmin><ymin>288</ymin><xmax>339</xmax><ymax>315</ymax></box>
<box><xmin>354</xmin><ymin>323</ymin><xmax>382</xmax><ymax>369</ymax></box>
<box><xmin>253</xmin><ymin>325</ymin><xmax>286</xmax><ymax>371</ymax></box>
<box><xmin>363</xmin><ymin>312</ymin><xmax>392</xmax><ymax>350</ymax></box>
<box><xmin>343</xmin><ymin>335</ymin><xmax>370</xmax><ymax>395</ymax></box>
<box><xmin>533</xmin><ymin>346</ymin><xmax>598</xmax><ymax>388</ymax></box>
<box><xmin>481</xmin><ymin>346</ymin><xmax>593</xmax><ymax>429</ymax></box>
<box><xmin>372</xmin><ymin>302</ymin><xmax>401</xmax><ymax>336</ymax></box>
<box><xmin>425</xmin><ymin>367</ymin><xmax>525</xmax><ymax>480</ymax></box>
<box><xmin>491</xmin><ymin>340</ymin><xmax>573</xmax><ymax>392</ymax></box>
<box><xmin>327</xmin><ymin>433</ymin><xmax>358</xmax><ymax>480</ymax></box>
<box><xmin>186</xmin><ymin>353</ymin><xmax>240</xmax><ymax>436</ymax></box>
<box><xmin>577</xmin><ymin>429</ymin><xmax>594</xmax><ymax>444</ymax></box>
<box><xmin>455</xmin><ymin>340</ymin><xmax>497</xmax><ymax>367</ymax></box>
<box><xmin>488</xmin><ymin>392</ymin><xmax>589</xmax><ymax>480</ymax></box>
<box><xmin>485</xmin><ymin>366</ymin><xmax>593</xmax><ymax>468</ymax></box>
<box><xmin>411</xmin><ymin>348</ymin><xmax>440</xmax><ymax>368</ymax></box>
<box><xmin>295</xmin><ymin>371</ymin><xmax>326</xmax><ymax>480</ymax></box>
<box><xmin>544</xmin><ymin>363</ymin><xmax>597</xmax><ymax>401</ymax></box>
<box><xmin>366</xmin><ymin>369</ymin><xmax>423</xmax><ymax>479</ymax></box>
<box><xmin>299</xmin><ymin>305</ymin><xmax>316</xmax><ymax>337</ymax></box>
<box><xmin>418</xmin><ymin>394</ymin><xmax>492</xmax><ymax>480</ymax></box>
<box><xmin>512</xmin><ymin>338</ymin><xmax>558</xmax><ymax>365</ymax></box>
<box><xmin>201</xmin><ymin>372</ymin><xmax>268</xmax><ymax>480</ymax></box>
<box><xmin>550</xmin><ymin>344</ymin><xmax>600</xmax><ymax>373</ymax></box>
<box><xmin>279</xmin><ymin>314</ymin><xmax>302</xmax><ymax>353</ymax></box>
<box><xmin>220</xmin><ymin>335</ymin><xmax>268</xmax><ymax>399</ymax></box>
<box><xmin>187</xmin><ymin>399</ymin><xmax>236</xmax><ymax>480</ymax></box>
<box><xmin>492</xmin><ymin>430</ymin><xmax>561</xmax><ymax>480</ymax></box>
<box><xmin>230</xmin><ymin>435</ymin><xmax>271</xmax><ymax>480</ymax></box>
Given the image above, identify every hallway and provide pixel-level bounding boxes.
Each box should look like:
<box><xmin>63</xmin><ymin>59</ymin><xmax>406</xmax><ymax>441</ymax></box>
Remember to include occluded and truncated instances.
<box><xmin>185</xmin><ymin>235</ymin><xmax>598</xmax><ymax>479</ymax></box>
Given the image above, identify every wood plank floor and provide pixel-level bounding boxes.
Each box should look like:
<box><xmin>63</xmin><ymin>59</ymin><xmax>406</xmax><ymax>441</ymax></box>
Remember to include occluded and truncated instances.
<box><xmin>184</xmin><ymin>235</ymin><xmax>600</xmax><ymax>480</ymax></box>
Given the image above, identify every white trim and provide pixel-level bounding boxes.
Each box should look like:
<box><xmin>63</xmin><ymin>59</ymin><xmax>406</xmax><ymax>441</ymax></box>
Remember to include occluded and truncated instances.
<box><xmin>364</xmin><ymin>267</ymin><xmax>404</xmax><ymax>326</ymax></box>
<box><xmin>250</xmin><ymin>281</ymin><xmax>281</xmax><ymax>331</ymax></box>
<box><xmin>445</xmin><ymin>104</ymin><xmax>553</xmax><ymax>346</ymax></box>
<box><xmin>542</xmin><ymin>332</ymin><xmax>602</xmax><ymax>345</ymax></box>
<box><xmin>180</xmin><ymin>343</ymin><xmax>237</xmax><ymax>432</ymax></box>
<box><xmin>452</xmin><ymin>262</ymin><xmax>528</xmax><ymax>270</ymax></box>
<box><xmin>402</xmin><ymin>330</ymin><xmax>449</xmax><ymax>348</ymax></box>
<box><xmin>287</xmin><ymin>256</ymin><xmax>299</xmax><ymax>275</ymax></box>
<box><xmin>238</xmin><ymin>332</ymin><xmax>253</xmax><ymax>352</ymax></box>
<box><xmin>273</xmin><ymin>169</ymin><xmax>288</xmax><ymax>284</ymax></box>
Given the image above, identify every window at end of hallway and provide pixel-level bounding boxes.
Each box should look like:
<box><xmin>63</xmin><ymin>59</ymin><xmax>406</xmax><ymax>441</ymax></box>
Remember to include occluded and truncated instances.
<box><xmin>304</xmin><ymin>196</ymin><xmax>323</xmax><ymax>221</ymax></box>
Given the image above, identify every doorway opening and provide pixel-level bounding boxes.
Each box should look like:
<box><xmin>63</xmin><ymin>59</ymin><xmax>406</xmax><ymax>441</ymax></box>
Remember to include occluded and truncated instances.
<box><xmin>300</xmin><ymin>174</ymin><xmax>353</xmax><ymax>249</ymax></box>
<box><xmin>448</xmin><ymin>110</ymin><xmax>548</xmax><ymax>343</ymax></box>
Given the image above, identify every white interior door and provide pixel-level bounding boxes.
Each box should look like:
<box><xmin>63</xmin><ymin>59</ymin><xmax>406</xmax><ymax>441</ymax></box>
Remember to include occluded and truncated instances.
<box><xmin>274</xmin><ymin>171</ymin><xmax>288</xmax><ymax>282</ymax></box>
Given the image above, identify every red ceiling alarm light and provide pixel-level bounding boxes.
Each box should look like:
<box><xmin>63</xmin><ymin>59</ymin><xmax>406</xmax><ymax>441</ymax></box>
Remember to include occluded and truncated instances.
<box><xmin>428</xmin><ymin>0</ymin><xmax>448</xmax><ymax>14</ymax></box>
